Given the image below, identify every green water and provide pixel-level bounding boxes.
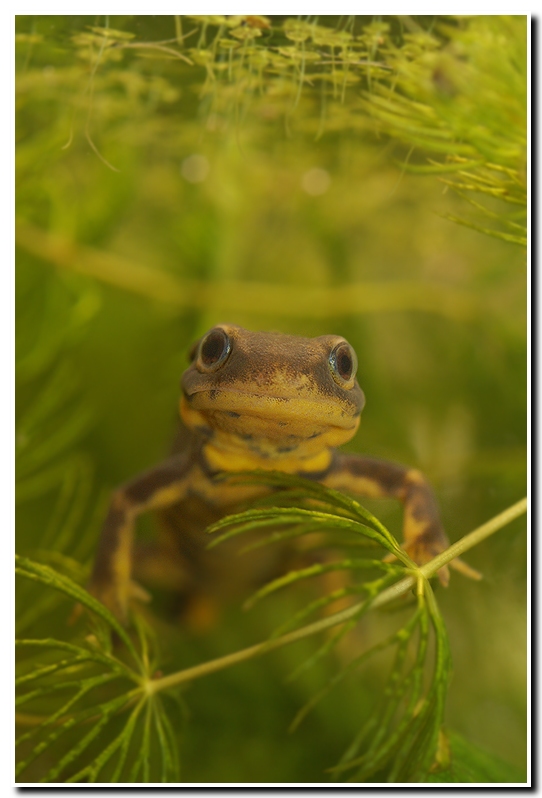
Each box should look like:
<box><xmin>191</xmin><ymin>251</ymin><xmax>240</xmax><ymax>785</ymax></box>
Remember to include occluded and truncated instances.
<box><xmin>15</xmin><ymin>15</ymin><xmax>527</xmax><ymax>783</ymax></box>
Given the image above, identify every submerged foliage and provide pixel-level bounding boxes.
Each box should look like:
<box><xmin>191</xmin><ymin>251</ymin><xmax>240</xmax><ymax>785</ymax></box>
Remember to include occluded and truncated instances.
<box><xmin>16</xmin><ymin>16</ymin><xmax>526</xmax><ymax>245</ymax></box>
<box><xmin>16</xmin><ymin>557</ymin><xmax>180</xmax><ymax>783</ymax></box>
<box><xmin>361</xmin><ymin>16</ymin><xmax>527</xmax><ymax>245</ymax></box>
<box><xmin>16</xmin><ymin>476</ymin><xmax>449</xmax><ymax>784</ymax></box>
<box><xmin>208</xmin><ymin>473</ymin><xmax>453</xmax><ymax>782</ymax></box>
<box><xmin>179</xmin><ymin>15</ymin><xmax>527</xmax><ymax>244</ymax></box>
<box><xmin>16</xmin><ymin>472</ymin><xmax>526</xmax><ymax>783</ymax></box>
<box><xmin>16</xmin><ymin>13</ymin><xmax>527</xmax><ymax>785</ymax></box>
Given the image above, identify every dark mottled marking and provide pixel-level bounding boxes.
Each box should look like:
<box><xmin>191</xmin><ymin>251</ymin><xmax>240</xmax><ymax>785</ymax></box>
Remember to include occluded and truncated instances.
<box><xmin>124</xmin><ymin>455</ymin><xmax>189</xmax><ymax>506</ymax></box>
<box><xmin>408</xmin><ymin>492</ymin><xmax>430</xmax><ymax>521</ymax></box>
<box><xmin>299</xmin><ymin>460</ymin><xmax>335</xmax><ymax>481</ymax></box>
<box><xmin>198</xmin><ymin>448</ymin><xmax>219</xmax><ymax>477</ymax></box>
<box><xmin>407</xmin><ymin>485</ymin><xmax>441</xmax><ymax>524</ymax></box>
<box><xmin>209</xmin><ymin>389</ymin><xmax>219</xmax><ymax>400</ymax></box>
<box><xmin>91</xmin><ymin>505</ymin><xmax>127</xmax><ymax>585</ymax></box>
<box><xmin>307</xmin><ymin>431</ymin><xmax>322</xmax><ymax>439</ymax></box>
<box><xmin>277</xmin><ymin>445</ymin><xmax>296</xmax><ymax>454</ymax></box>
<box><xmin>338</xmin><ymin>455</ymin><xmax>409</xmax><ymax>496</ymax></box>
<box><xmin>250</xmin><ymin>447</ymin><xmax>270</xmax><ymax>458</ymax></box>
<box><xmin>324</xmin><ymin>453</ymin><xmax>448</xmax><ymax>560</ymax></box>
<box><xmin>408</xmin><ymin>520</ymin><xmax>448</xmax><ymax>551</ymax></box>
<box><xmin>181</xmin><ymin>324</ymin><xmax>365</xmax><ymax>422</ymax></box>
<box><xmin>227</xmin><ymin>411</ymin><xmax>241</xmax><ymax>418</ymax></box>
<box><xmin>241</xmin><ymin>433</ymin><xmax>254</xmax><ymax>441</ymax></box>
<box><xmin>278</xmin><ymin>421</ymin><xmax>288</xmax><ymax>427</ymax></box>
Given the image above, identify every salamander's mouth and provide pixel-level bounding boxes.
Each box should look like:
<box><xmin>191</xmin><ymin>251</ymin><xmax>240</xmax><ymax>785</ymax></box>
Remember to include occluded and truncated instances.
<box><xmin>180</xmin><ymin>381</ymin><xmax>363</xmax><ymax>456</ymax></box>
<box><xmin>183</xmin><ymin>385</ymin><xmax>361</xmax><ymax>431</ymax></box>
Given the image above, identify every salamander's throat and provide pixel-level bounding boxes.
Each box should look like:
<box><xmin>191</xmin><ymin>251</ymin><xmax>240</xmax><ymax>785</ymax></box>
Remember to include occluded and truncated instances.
<box><xmin>180</xmin><ymin>394</ymin><xmax>360</xmax><ymax>474</ymax></box>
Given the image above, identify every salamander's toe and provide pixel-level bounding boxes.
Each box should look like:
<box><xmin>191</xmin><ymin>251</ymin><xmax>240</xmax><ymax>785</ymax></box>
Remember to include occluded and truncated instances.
<box><xmin>449</xmin><ymin>557</ymin><xmax>483</xmax><ymax>581</ymax></box>
<box><xmin>401</xmin><ymin>534</ymin><xmax>481</xmax><ymax>585</ymax></box>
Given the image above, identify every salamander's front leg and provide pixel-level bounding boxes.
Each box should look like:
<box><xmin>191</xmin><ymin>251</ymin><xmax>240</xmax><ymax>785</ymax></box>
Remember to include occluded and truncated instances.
<box><xmin>322</xmin><ymin>453</ymin><xmax>479</xmax><ymax>584</ymax></box>
<box><xmin>91</xmin><ymin>454</ymin><xmax>192</xmax><ymax>620</ymax></box>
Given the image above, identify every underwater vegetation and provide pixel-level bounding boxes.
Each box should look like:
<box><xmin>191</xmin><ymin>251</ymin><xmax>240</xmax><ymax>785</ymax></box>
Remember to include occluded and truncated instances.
<box><xmin>16</xmin><ymin>15</ymin><xmax>527</xmax><ymax>784</ymax></box>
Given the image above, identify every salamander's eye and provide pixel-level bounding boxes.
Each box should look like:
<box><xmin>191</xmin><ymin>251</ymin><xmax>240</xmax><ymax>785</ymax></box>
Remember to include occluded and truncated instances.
<box><xmin>197</xmin><ymin>328</ymin><xmax>232</xmax><ymax>372</ymax></box>
<box><xmin>329</xmin><ymin>340</ymin><xmax>358</xmax><ymax>388</ymax></box>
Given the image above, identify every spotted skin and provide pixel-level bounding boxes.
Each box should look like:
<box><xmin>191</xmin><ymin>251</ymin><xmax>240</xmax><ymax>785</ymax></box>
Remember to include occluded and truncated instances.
<box><xmin>91</xmin><ymin>324</ymin><xmax>475</xmax><ymax>620</ymax></box>
<box><xmin>322</xmin><ymin>454</ymin><xmax>452</xmax><ymax>583</ymax></box>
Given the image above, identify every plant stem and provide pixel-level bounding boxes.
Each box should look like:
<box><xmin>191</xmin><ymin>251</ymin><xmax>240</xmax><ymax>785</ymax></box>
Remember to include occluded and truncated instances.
<box><xmin>15</xmin><ymin>223</ymin><xmax>476</xmax><ymax>321</ymax></box>
<box><xmin>146</xmin><ymin>497</ymin><xmax>526</xmax><ymax>696</ymax></box>
<box><xmin>419</xmin><ymin>496</ymin><xmax>527</xmax><ymax>580</ymax></box>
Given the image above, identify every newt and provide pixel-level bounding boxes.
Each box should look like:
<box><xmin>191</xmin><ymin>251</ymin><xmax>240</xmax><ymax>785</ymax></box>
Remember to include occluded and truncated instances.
<box><xmin>91</xmin><ymin>324</ymin><xmax>476</xmax><ymax>620</ymax></box>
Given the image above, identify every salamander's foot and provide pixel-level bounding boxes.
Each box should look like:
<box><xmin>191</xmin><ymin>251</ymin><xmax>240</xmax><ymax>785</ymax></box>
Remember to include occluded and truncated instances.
<box><xmin>448</xmin><ymin>557</ymin><xmax>482</xmax><ymax>581</ymax></box>
<box><xmin>385</xmin><ymin>520</ymin><xmax>482</xmax><ymax>586</ymax></box>
<box><xmin>402</xmin><ymin>536</ymin><xmax>450</xmax><ymax>586</ymax></box>
<box><xmin>400</xmin><ymin>529</ymin><xmax>482</xmax><ymax>586</ymax></box>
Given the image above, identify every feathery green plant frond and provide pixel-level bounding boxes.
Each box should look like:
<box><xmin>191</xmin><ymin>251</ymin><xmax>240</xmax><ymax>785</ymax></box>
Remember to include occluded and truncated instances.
<box><xmin>15</xmin><ymin>14</ymin><xmax>527</xmax><ymax>783</ymax></box>
<box><xmin>361</xmin><ymin>16</ymin><xmax>526</xmax><ymax>245</ymax></box>
<box><xmin>207</xmin><ymin>472</ymin><xmax>451</xmax><ymax>782</ymax></box>
<box><xmin>15</xmin><ymin>489</ymin><xmax>526</xmax><ymax>783</ymax></box>
<box><xmin>17</xmin><ymin>16</ymin><xmax>525</xmax><ymax>251</ymax></box>
<box><xmin>16</xmin><ymin>264</ymin><xmax>104</xmax><ymax>632</ymax></box>
<box><xmin>336</xmin><ymin>589</ymin><xmax>451</xmax><ymax>783</ymax></box>
<box><xmin>15</xmin><ymin>556</ymin><xmax>181</xmax><ymax>783</ymax></box>
<box><xmin>160</xmin><ymin>15</ymin><xmax>525</xmax><ymax>245</ymax></box>
<box><xmin>16</xmin><ymin>243</ymin><xmax>99</xmax><ymax>511</ymax></box>
<box><xmin>209</xmin><ymin>471</ymin><xmax>408</xmax><ymax>560</ymax></box>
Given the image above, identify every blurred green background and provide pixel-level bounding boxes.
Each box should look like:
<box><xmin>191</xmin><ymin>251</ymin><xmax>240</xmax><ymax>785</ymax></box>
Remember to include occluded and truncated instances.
<box><xmin>16</xmin><ymin>15</ymin><xmax>527</xmax><ymax>782</ymax></box>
